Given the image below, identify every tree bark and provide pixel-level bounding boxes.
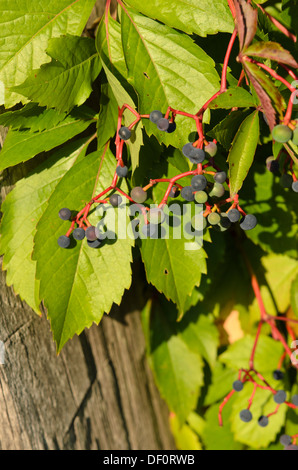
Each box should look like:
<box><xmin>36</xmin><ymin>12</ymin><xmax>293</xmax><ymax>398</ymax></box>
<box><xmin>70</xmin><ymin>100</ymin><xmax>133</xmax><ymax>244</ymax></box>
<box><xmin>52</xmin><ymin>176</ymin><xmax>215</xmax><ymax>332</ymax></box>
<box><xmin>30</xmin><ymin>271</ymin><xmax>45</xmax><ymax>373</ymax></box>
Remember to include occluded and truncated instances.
<box><xmin>0</xmin><ymin>279</ymin><xmax>176</xmax><ymax>450</ymax></box>
<box><xmin>0</xmin><ymin>123</ymin><xmax>176</xmax><ymax>450</ymax></box>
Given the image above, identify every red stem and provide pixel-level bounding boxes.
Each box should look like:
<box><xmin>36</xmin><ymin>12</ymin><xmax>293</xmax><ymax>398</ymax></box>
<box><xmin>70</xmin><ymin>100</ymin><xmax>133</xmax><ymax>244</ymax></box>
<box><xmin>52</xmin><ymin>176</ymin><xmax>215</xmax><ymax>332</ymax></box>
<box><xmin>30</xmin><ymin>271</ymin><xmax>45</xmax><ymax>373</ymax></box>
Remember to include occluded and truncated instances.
<box><xmin>249</xmin><ymin>321</ymin><xmax>263</xmax><ymax>370</ymax></box>
<box><xmin>284</xmin><ymin>90</ymin><xmax>297</xmax><ymax>125</ymax></box>
<box><xmin>218</xmin><ymin>390</ymin><xmax>235</xmax><ymax>426</ymax></box>
<box><xmin>221</xmin><ymin>28</ymin><xmax>238</xmax><ymax>93</ymax></box>
<box><xmin>244</xmin><ymin>57</ymin><xmax>296</xmax><ymax>92</ymax></box>
<box><xmin>247</xmin><ymin>383</ymin><xmax>257</xmax><ymax>409</ymax></box>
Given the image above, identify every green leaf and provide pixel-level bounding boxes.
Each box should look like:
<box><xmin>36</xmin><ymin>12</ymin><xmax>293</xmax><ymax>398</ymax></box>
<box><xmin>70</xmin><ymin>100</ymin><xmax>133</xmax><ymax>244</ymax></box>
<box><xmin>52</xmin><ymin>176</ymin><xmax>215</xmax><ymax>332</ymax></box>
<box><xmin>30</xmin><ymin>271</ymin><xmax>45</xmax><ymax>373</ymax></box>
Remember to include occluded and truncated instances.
<box><xmin>204</xmin><ymin>363</ymin><xmax>238</xmax><ymax>406</ymax></box>
<box><xmin>207</xmin><ymin>109</ymin><xmax>251</xmax><ymax>151</ymax></box>
<box><xmin>220</xmin><ymin>335</ymin><xmax>284</xmax><ymax>373</ymax></box>
<box><xmin>187</xmin><ymin>412</ymin><xmax>205</xmax><ymax>436</ymax></box>
<box><xmin>0</xmin><ymin>103</ymin><xmax>68</xmax><ymax>131</ymax></box>
<box><xmin>141</xmin><ymin>234</ymin><xmax>207</xmax><ymax>316</ymax></box>
<box><xmin>209</xmin><ymin>88</ymin><xmax>257</xmax><ymax>110</ymax></box>
<box><xmin>178</xmin><ymin>314</ymin><xmax>219</xmax><ymax>369</ymax></box>
<box><xmin>228</xmin><ymin>110</ymin><xmax>259</xmax><ymax>197</ymax></box>
<box><xmin>169</xmin><ymin>413</ymin><xmax>202</xmax><ymax>450</ymax></box>
<box><xmin>0</xmin><ymin>138</ymin><xmax>90</xmax><ymax>313</ymax></box>
<box><xmin>291</xmin><ymin>274</ymin><xmax>298</xmax><ymax>318</ymax></box>
<box><xmin>124</xmin><ymin>0</ymin><xmax>234</xmax><ymax>37</ymax></box>
<box><xmin>121</xmin><ymin>7</ymin><xmax>220</xmax><ymax>148</ymax></box>
<box><xmin>0</xmin><ymin>109</ymin><xmax>95</xmax><ymax>171</ymax></box>
<box><xmin>0</xmin><ymin>0</ymin><xmax>97</xmax><ymax>108</ymax></box>
<box><xmin>201</xmin><ymin>401</ymin><xmax>243</xmax><ymax>450</ymax></box>
<box><xmin>141</xmin><ymin>299</ymin><xmax>204</xmax><ymax>423</ymax></box>
<box><xmin>33</xmin><ymin>147</ymin><xmax>134</xmax><ymax>352</ymax></box>
<box><xmin>249</xmin><ymin>253</ymin><xmax>298</xmax><ymax>317</ymax></box>
<box><xmin>13</xmin><ymin>35</ymin><xmax>102</xmax><ymax>113</ymax></box>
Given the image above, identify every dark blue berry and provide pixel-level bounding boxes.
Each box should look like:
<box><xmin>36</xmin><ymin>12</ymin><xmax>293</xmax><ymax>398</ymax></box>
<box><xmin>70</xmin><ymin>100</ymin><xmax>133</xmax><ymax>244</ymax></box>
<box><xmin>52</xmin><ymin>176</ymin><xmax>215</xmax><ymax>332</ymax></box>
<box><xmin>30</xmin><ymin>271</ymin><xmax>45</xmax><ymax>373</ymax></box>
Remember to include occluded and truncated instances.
<box><xmin>110</xmin><ymin>194</ymin><xmax>122</xmax><ymax>207</ymax></box>
<box><xmin>273</xmin><ymin>369</ymin><xmax>284</xmax><ymax>380</ymax></box>
<box><xmin>291</xmin><ymin>394</ymin><xmax>298</xmax><ymax>406</ymax></box>
<box><xmin>116</xmin><ymin>165</ymin><xmax>128</xmax><ymax>177</ymax></box>
<box><xmin>214</xmin><ymin>171</ymin><xmax>227</xmax><ymax>184</ymax></box>
<box><xmin>191</xmin><ymin>175</ymin><xmax>207</xmax><ymax>191</ymax></box>
<box><xmin>73</xmin><ymin>228</ymin><xmax>85</xmax><ymax>241</ymax></box>
<box><xmin>227</xmin><ymin>208</ymin><xmax>240</xmax><ymax>223</ymax></box>
<box><xmin>182</xmin><ymin>144</ymin><xmax>206</xmax><ymax>164</ymax></box>
<box><xmin>87</xmin><ymin>239</ymin><xmax>102</xmax><ymax>249</ymax></box>
<box><xmin>181</xmin><ymin>186</ymin><xmax>195</xmax><ymax>201</ymax></box>
<box><xmin>239</xmin><ymin>409</ymin><xmax>252</xmax><ymax>423</ymax></box>
<box><xmin>258</xmin><ymin>416</ymin><xmax>269</xmax><ymax>427</ymax></box>
<box><xmin>233</xmin><ymin>380</ymin><xmax>244</xmax><ymax>392</ymax></box>
<box><xmin>85</xmin><ymin>226</ymin><xmax>97</xmax><ymax>241</ymax></box>
<box><xmin>266</xmin><ymin>156</ymin><xmax>279</xmax><ymax>173</ymax></box>
<box><xmin>240</xmin><ymin>214</ymin><xmax>257</xmax><ymax>231</ymax></box>
<box><xmin>118</xmin><ymin>126</ymin><xmax>131</xmax><ymax>140</ymax></box>
<box><xmin>59</xmin><ymin>208</ymin><xmax>72</xmax><ymax>220</ymax></box>
<box><xmin>157</xmin><ymin>118</ymin><xmax>170</xmax><ymax>131</ymax></box>
<box><xmin>166</xmin><ymin>121</ymin><xmax>176</xmax><ymax>133</ymax></box>
<box><xmin>149</xmin><ymin>110</ymin><xmax>163</xmax><ymax>123</ymax></box>
<box><xmin>182</xmin><ymin>143</ymin><xmax>194</xmax><ymax>157</ymax></box>
<box><xmin>274</xmin><ymin>390</ymin><xmax>287</xmax><ymax>404</ymax></box>
<box><xmin>280</xmin><ymin>434</ymin><xmax>292</xmax><ymax>446</ymax></box>
<box><xmin>58</xmin><ymin>235</ymin><xmax>70</xmax><ymax>248</ymax></box>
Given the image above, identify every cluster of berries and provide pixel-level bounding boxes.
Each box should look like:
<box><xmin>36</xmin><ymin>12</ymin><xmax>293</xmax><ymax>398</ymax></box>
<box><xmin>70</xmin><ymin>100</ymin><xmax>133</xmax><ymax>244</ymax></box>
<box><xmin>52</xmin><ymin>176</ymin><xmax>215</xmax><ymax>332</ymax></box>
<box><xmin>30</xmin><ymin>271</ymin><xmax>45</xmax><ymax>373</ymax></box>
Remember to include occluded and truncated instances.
<box><xmin>184</xmin><ymin>171</ymin><xmax>257</xmax><ymax>232</ymax></box>
<box><xmin>56</xmin><ymin>108</ymin><xmax>259</xmax><ymax>248</ymax></box>
<box><xmin>232</xmin><ymin>369</ymin><xmax>298</xmax><ymax>441</ymax></box>
<box><xmin>57</xmin><ymin>193</ymin><xmax>123</xmax><ymax>249</ymax></box>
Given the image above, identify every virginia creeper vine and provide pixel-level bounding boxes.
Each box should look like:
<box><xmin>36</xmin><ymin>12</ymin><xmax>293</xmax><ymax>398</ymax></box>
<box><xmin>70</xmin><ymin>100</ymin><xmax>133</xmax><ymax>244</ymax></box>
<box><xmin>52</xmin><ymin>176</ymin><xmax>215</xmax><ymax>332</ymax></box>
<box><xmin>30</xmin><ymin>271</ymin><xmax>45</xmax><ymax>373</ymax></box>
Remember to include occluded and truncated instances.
<box><xmin>54</xmin><ymin>0</ymin><xmax>298</xmax><ymax>439</ymax></box>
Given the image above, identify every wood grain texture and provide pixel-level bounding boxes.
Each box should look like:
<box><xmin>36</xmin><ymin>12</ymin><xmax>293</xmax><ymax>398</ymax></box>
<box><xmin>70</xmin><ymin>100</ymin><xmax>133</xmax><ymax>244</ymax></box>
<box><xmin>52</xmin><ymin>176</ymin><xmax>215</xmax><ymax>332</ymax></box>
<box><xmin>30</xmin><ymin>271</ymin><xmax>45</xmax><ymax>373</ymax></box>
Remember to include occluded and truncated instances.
<box><xmin>0</xmin><ymin>238</ymin><xmax>175</xmax><ymax>450</ymax></box>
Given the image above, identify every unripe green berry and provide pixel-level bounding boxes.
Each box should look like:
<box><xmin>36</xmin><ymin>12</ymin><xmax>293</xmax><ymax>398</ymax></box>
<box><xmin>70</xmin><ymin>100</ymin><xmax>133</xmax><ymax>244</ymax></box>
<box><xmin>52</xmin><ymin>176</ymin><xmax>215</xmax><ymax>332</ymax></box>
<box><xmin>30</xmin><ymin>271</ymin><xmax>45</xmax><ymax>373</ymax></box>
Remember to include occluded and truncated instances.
<box><xmin>272</xmin><ymin>124</ymin><xmax>293</xmax><ymax>143</ymax></box>
<box><xmin>195</xmin><ymin>191</ymin><xmax>208</xmax><ymax>204</ymax></box>
<box><xmin>208</xmin><ymin>212</ymin><xmax>221</xmax><ymax>225</ymax></box>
